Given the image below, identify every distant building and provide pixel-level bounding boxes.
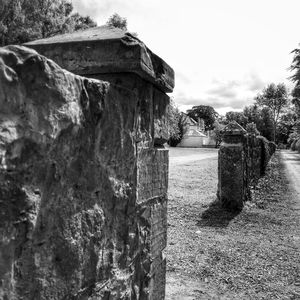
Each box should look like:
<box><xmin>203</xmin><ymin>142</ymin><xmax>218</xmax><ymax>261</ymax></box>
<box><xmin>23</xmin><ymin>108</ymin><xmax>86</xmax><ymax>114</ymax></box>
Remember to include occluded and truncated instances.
<box><xmin>177</xmin><ymin>114</ymin><xmax>216</xmax><ymax>148</ymax></box>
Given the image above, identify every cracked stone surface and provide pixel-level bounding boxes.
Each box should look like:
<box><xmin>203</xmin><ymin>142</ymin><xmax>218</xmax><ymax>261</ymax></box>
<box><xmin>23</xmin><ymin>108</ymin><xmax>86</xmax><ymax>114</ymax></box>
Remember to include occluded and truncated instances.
<box><xmin>0</xmin><ymin>45</ymin><xmax>169</xmax><ymax>300</ymax></box>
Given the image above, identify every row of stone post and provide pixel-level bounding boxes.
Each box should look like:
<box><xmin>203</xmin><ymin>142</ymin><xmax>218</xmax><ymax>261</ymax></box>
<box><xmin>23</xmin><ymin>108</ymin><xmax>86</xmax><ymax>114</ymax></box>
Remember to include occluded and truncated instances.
<box><xmin>218</xmin><ymin>121</ymin><xmax>275</xmax><ymax>210</ymax></box>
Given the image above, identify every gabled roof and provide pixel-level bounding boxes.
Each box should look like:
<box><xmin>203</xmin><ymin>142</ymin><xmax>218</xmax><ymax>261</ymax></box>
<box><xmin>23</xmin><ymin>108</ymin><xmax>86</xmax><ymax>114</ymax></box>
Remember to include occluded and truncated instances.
<box><xmin>181</xmin><ymin>113</ymin><xmax>197</xmax><ymax>125</ymax></box>
<box><xmin>185</xmin><ymin>129</ymin><xmax>207</xmax><ymax>137</ymax></box>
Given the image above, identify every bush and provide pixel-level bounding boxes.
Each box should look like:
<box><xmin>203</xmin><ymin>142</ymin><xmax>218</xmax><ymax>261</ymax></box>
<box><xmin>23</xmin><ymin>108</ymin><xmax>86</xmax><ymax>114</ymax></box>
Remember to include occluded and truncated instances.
<box><xmin>268</xmin><ymin>142</ymin><xmax>276</xmax><ymax>156</ymax></box>
<box><xmin>296</xmin><ymin>139</ymin><xmax>300</xmax><ymax>153</ymax></box>
<box><xmin>257</xmin><ymin>136</ymin><xmax>275</xmax><ymax>175</ymax></box>
<box><xmin>291</xmin><ymin>139</ymin><xmax>298</xmax><ymax>151</ymax></box>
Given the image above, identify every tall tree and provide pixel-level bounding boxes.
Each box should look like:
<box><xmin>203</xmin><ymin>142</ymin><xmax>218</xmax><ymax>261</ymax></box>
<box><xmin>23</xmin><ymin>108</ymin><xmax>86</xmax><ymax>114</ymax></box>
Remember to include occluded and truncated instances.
<box><xmin>187</xmin><ymin>105</ymin><xmax>218</xmax><ymax>131</ymax></box>
<box><xmin>106</xmin><ymin>13</ymin><xmax>127</xmax><ymax>30</ymax></box>
<box><xmin>168</xmin><ymin>101</ymin><xmax>188</xmax><ymax>147</ymax></box>
<box><xmin>290</xmin><ymin>46</ymin><xmax>300</xmax><ymax>99</ymax></box>
<box><xmin>210</xmin><ymin>120</ymin><xmax>224</xmax><ymax>148</ymax></box>
<box><xmin>0</xmin><ymin>0</ymin><xmax>96</xmax><ymax>46</ymax></box>
<box><xmin>277</xmin><ymin>109</ymin><xmax>297</xmax><ymax>144</ymax></box>
<box><xmin>68</xmin><ymin>13</ymin><xmax>96</xmax><ymax>31</ymax></box>
<box><xmin>245</xmin><ymin>122</ymin><xmax>260</xmax><ymax>135</ymax></box>
<box><xmin>225</xmin><ymin>111</ymin><xmax>248</xmax><ymax>128</ymax></box>
<box><xmin>255</xmin><ymin>83</ymin><xmax>288</xmax><ymax>142</ymax></box>
<box><xmin>243</xmin><ymin>105</ymin><xmax>274</xmax><ymax>141</ymax></box>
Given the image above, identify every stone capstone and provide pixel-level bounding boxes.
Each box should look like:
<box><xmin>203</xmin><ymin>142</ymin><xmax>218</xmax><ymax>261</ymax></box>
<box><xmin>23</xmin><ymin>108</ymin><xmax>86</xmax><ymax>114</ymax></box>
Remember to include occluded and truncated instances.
<box><xmin>0</xmin><ymin>45</ymin><xmax>169</xmax><ymax>299</ymax></box>
<box><xmin>24</xmin><ymin>26</ymin><xmax>174</xmax><ymax>94</ymax></box>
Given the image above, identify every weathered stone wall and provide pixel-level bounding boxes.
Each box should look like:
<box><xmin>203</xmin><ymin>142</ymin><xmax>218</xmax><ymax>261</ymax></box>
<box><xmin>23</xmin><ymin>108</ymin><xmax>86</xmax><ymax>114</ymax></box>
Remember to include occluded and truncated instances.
<box><xmin>0</xmin><ymin>41</ymin><xmax>171</xmax><ymax>299</ymax></box>
<box><xmin>218</xmin><ymin>122</ymin><xmax>276</xmax><ymax>210</ymax></box>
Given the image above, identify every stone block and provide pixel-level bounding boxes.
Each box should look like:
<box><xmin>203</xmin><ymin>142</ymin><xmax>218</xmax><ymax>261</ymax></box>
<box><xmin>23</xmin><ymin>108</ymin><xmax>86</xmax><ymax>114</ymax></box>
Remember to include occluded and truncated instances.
<box><xmin>137</xmin><ymin>149</ymin><xmax>169</xmax><ymax>203</ymax></box>
<box><xmin>2</xmin><ymin>24</ymin><xmax>173</xmax><ymax>299</ymax></box>
<box><xmin>149</xmin><ymin>254</ymin><xmax>166</xmax><ymax>300</ymax></box>
<box><xmin>24</xmin><ymin>26</ymin><xmax>174</xmax><ymax>93</ymax></box>
<box><xmin>218</xmin><ymin>144</ymin><xmax>245</xmax><ymax>210</ymax></box>
<box><xmin>136</xmin><ymin>196</ymin><xmax>167</xmax><ymax>300</ymax></box>
<box><xmin>153</xmin><ymin>89</ymin><xmax>170</xmax><ymax>145</ymax></box>
<box><xmin>0</xmin><ymin>45</ymin><xmax>170</xmax><ymax>300</ymax></box>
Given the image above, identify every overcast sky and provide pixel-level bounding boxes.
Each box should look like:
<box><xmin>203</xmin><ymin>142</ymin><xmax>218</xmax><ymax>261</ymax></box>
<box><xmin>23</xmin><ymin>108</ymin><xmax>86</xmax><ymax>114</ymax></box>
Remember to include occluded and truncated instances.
<box><xmin>73</xmin><ymin>0</ymin><xmax>300</xmax><ymax>115</ymax></box>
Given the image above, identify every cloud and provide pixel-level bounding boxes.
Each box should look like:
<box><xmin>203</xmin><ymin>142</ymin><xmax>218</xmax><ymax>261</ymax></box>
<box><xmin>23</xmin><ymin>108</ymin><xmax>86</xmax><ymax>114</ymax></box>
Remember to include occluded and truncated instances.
<box><xmin>176</xmin><ymin>71</ymin><xmax>192</xmax><ymax>84</ymax></box>
<box><xmin>206</xmin><ymin>80</ymin><xmax>239</xmax><ymax>99</ymax></box>
<box><xmin>247</xmin><ymin>73</ymin><xmax>265</xmax><ymax>92</ymax></box>
<box><xmin>175</xmin><ymin>95</ymin><xmax>247</xmax><ymax>111</ymax></box>
<box><xmin>174</xmin><ymin>73</ymin><xmax>265</xmax><ymax>112</ymax></box>
<box><xmin>207</xmin><ymin>88</ymin><xmax>238</xmax><ymax>99</ymax></box>
<box><xmin>72</xmin><ymin>0</ymin><xmax>135</xmax><ymax>23</ymax></box>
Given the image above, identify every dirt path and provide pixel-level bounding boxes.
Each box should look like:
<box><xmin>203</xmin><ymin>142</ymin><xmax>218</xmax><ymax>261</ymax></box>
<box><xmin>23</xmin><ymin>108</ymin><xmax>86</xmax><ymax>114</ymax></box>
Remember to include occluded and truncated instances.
<box><xmin>280</xmin><ymin>150</ymin><xmax>300</xmax><ymax>250</ymax></box>
<box><xmin>280</xmin><ymin>150</ymin><xmax>300</xmax><ymax>202</ymax></box>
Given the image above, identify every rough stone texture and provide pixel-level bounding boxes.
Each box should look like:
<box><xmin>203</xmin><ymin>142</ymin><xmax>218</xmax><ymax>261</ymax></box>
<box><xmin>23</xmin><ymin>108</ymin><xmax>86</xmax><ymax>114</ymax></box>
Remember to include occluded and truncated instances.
<box><xmin>218</xmin><ymin>122</ymin><xmax>276</xmax><ymax>210</ymax></box>
<box><xmin>24</xmin><ymin>26</ymin><xmax>174</xmax><ymax>94</ymax></box>
<box><xmin>0</xmin><ymin>44</ymin><xmax>170</xmax><ymax>300</ymax></box>
<box><xmin>218</xmin><ymin>122</ymin><xmax>246</xmax><ymax>210</ymax></box>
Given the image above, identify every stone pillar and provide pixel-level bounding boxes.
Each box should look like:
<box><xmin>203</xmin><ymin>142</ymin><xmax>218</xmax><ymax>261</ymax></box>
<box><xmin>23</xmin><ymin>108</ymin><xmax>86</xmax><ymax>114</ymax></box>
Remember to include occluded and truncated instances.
<box><xmin>0</xmin><ymin>26</ymin><xmax>174</xmax><ymax>300</ymax></box>
<box><xmin>218</xmin><ymin>122</ymin><xmax>247</xmax><ymax>210</ymax></box>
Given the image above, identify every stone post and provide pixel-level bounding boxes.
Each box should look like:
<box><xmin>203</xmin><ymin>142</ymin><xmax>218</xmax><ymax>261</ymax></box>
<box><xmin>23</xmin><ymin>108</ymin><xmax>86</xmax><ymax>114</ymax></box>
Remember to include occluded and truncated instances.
<box><xmin>218</xmin><ymin>121</ymin><xmax>247</xmax><ymax>210</ymax></box>
<box><xmin>0</xmin><ymin>26</ymin><xmax>174</xmax><ymax>299</ymax></box>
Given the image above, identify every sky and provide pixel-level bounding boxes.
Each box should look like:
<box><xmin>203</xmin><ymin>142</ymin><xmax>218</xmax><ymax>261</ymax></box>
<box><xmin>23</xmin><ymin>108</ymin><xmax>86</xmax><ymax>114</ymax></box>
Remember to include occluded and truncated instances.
<box><xmin>72</xmin><ymin>0</ymin><xmax>300</xmax><ymax>115</ymax></box>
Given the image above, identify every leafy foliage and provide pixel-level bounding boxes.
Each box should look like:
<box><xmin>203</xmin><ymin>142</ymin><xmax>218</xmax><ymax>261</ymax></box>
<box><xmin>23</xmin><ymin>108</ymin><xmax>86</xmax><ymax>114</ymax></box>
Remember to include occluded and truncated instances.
<box><xmin>187</xmin><ymin>105</ymin><xmax>218</xmax><ymax>131</ymax></box>
<box><xmin>0</xmin><ymin>0</ymin><xmax>96</xmax><ymax>46</ymax></box>
<box><xmin>68</xmin><ymin>13</ymin><xmax>97</xmax><ymax>32</ymax></box>
<box><xmin>246</xmin><ymin>122</ymin><xmax>260</xmax><ymax>135</ymax></box>
<box><xmin>210</xmin><ymin>121</ymin><xmax>224</xmax><ymax>147</ymax></box>
<box><xmin>255</xmin><ymin>83</ymin><xmax>288</xmax><ymax>142</ymax></box>
<box><xmin>290</xmin><ymin>47</ymin><xmax>300</xmax><ymax>99</ymax></box>
<box><xmin>225</xmin><ymin>111</ymin><xmax>248</xmax><ymax>128</ymax></box>
<box><xmin>168</xmin><ymin>101</ymin><xmax>188</xmax><ymax>147</ymax></box>
<box><xmin>106</xmin><ymin>13</ymin><xmax>127</xmax><ymax>30</ymax></box>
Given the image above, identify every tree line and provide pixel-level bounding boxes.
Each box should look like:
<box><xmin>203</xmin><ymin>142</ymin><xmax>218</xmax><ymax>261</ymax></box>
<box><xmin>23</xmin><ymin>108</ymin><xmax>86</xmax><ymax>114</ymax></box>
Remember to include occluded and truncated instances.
<box><xmin>0</xmin><ymin>1</ymin><xmax>128</xmax><ymax>46</ymax></box>
<box><xmin>170</xmin><ymin>46</ymin><xmax>300</xmax><ymax>148</ymax></box>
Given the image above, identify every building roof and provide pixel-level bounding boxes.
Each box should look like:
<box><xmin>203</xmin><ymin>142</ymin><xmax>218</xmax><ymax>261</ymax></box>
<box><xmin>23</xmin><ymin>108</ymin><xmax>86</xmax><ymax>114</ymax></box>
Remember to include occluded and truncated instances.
<box><xmin>185</xmin><ymin>129</ymin><xmax>207</xmax><ymax>137</ymax></box>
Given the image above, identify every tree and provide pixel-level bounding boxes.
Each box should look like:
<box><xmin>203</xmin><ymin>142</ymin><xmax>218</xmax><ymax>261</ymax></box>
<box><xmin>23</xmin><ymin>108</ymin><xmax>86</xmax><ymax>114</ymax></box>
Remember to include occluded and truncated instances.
<box><xmin>259</xmin><ymin>107</ymin><xmax>274</xmax><ymax>141</ymax></box>
<box><xmin>243</xmin><ymin>105</ymin><xmax>274</xmax><ymax>141</ymax></box>
<box><xmin>277</xmin><ymin>107</ymin><xmax>298</xmax><ymax>144</ymax></box>
<box><xmin>0</xmin><ymin>0</ymin><xmax>96</xmax><ymax>46</ymax></box>
<box><xmin>255</xmin><ymin>83</ymin><xmax>288</xmax><ymax>142</ymax></box>
<box><xmin>290</xmin><ymin>46</ymin><xmax>300</xmax><ymax>99</ymax></box>
<box><xmin>210</xmin><ymin>120</ymin><xmax>224</xmax><ymax>148</ymax></box>
<box><xmin>168</xmin><ymin>102</ymin><xmax>188</xmax><ymax>147</ymax></box>
<box><xmin>106</xmin><ymin>13</ymin><xmax>127</xmax><ymax>30</ymax></box>
<box><xmin>225</xmin><ymin>111</ymin><xmax>248</xmax><ymax>128</ymax></box>
<box><xmin>187</xmin><ymin>105</ymin><xmax>218</xmax><ymax>131</ymax></box>
<box><xmin>66</xmin><ymin>13</ymin><xmax>96</xmax><ymax>32</ymax></box>
<box><xmin>245</xmin><ymin>122</ymin><xmax>260</xmax><ymax>135</ymax></box>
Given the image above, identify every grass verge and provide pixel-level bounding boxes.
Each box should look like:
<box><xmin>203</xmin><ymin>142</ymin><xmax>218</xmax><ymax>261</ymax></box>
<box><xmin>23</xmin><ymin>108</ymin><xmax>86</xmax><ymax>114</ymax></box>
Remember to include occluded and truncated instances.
<box><xmin>166</xmin><ymin>151</ymin><xmax>300</xmax><ymax>300</ymax></box>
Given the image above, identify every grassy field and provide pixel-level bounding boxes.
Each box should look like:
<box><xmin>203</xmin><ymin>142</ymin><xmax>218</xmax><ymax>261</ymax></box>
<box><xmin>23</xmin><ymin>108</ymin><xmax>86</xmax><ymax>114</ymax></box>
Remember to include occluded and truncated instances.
<box><xmin>165</xmin><ymin>148</ymin><xmax>300</xmax><ymax>300</ymax></box>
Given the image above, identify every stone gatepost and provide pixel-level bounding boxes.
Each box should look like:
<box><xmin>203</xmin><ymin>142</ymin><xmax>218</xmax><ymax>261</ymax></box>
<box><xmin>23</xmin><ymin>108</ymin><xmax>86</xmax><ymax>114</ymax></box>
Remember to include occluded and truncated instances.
<box><xmin>0</xmin><ymin>27</ymin><xmax>173</xmax><ymax>299</ymax></box>
<box><xmin>218</xmin><ymin>121</ymin><xmax>247</xmax><ymax>210</ymax></box>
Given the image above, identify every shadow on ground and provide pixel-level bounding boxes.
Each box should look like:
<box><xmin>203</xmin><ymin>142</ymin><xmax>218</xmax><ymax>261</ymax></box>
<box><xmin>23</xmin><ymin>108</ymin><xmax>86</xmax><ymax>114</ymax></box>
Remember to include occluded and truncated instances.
<box><xmin>196</xmin><ymin>199</ymin><xmax>241</xmax><ymax>228</ymax></box>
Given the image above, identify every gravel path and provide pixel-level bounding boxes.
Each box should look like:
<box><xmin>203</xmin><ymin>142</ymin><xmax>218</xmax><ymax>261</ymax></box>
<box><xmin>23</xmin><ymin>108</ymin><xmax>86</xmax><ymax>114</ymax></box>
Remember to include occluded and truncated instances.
<box><xmin>281</xmin><ymin>150</ymin><xmax>300</xmax><ymax>200</ymax></box>
<box><xmin>280</xmin><ymin>150</ymin><xmax>300</xmax><ymax>249</ymax></box>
